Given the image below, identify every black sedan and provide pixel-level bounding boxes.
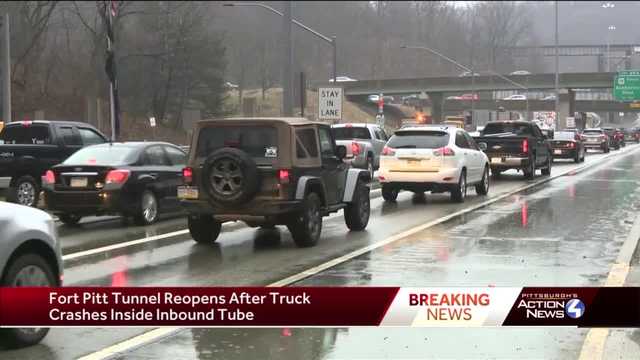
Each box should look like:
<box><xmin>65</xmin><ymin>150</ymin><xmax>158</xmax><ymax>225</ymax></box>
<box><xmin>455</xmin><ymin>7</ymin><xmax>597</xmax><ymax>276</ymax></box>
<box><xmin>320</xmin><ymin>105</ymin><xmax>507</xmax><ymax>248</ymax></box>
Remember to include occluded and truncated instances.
<box><xmin>43</xmin><ymin>142</ymin><xmax>187</xmax><ymax>225</ymax></box>
<box><xmin>549</xmin><ymin>131</ymin><xmax>585</xmax><ymax>163</ymax></box>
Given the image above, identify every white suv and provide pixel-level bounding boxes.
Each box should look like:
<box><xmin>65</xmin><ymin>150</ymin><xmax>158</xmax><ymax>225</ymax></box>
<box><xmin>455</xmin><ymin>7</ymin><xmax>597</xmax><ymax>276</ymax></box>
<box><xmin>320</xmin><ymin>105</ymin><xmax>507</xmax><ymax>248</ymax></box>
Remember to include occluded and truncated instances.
<box><xmin>378</xmin><ymin>126</ymin><xmax>490</xmax><ymax>203</ymax></box>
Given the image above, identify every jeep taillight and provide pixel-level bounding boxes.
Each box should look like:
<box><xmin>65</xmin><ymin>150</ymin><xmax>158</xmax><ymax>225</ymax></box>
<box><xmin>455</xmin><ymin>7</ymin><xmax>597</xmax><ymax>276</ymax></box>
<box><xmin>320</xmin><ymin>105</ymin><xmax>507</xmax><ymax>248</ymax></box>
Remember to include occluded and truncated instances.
<box><xmin>182</xmin><ymin>167</ymin><xmax>193</xmax><ymax>184</ymax></box>
<box><xmin>522</xmin><ymin>139</ymin><xmax>529</xmax><ymax>153</ymax></box>
<box><xmin>279</xmin><ymin>169</ymin><xmax>291</xmax><ymax>184</ymax></box>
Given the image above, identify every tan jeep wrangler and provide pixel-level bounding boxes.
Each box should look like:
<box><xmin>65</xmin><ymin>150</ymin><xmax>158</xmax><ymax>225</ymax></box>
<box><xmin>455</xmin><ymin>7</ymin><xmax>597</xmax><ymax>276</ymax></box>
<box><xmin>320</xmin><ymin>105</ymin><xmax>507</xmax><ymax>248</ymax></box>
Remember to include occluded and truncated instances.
<box><xmin>178</xmin><ymin>118</ymin><xmax>371</xmax><ymax>247</ymax></box>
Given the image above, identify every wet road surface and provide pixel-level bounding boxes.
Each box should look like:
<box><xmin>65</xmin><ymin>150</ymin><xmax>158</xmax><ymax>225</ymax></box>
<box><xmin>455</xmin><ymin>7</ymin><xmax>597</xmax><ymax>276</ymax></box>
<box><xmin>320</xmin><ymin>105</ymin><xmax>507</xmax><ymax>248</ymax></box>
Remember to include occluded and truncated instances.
<box><xmin>3</xmin><ymin>146</ymin><xmax>640</xmax><ymax>359</ymax></box>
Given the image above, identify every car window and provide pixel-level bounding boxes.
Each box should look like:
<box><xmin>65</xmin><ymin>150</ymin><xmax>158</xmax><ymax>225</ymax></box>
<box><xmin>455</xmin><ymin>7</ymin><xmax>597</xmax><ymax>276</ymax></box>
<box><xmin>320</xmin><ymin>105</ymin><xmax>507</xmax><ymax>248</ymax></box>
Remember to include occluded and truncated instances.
<box><xmin>63</xmin><ymin>146</ymin><xmax>138</xmax><ymax>165</ymax></box>
<box><xmin>463</xmin><ymin>132</ymin><xmax>479</xmax><ymax>150</ymax></box>
<box><xmin>387</xmin><ymin>131</ymin><xmax>449</xmax><ymax>149</ymax></box>
<box><xmin>144</xmin><ymin>146</ymin><xmax>170</xmax><ymax>166</ymax></box>
<box><xmin>482</xmin><ymin>123</ymin><xmax>532</xmax><ymax>136</ymax></box>
<box><xmin>165</xmin><ymin>146</ymin><xmax>187</xmax><ymax>166</ymax></box>
<box><xmin>318</xmin><ymin>127</ymin><xmax>336</xmax><ymax>157</ymax></box>
<box><xmin>78</xmin><ymin>128</ymin><xmax>106</xmax><ymax>146</ymax></box>
<box><xmin>0</xmin><ymin>124</ymin><xmax>51</xmax><ymax>145</ymax></box>
<box><xmin>455</xmin><ymin>131</ymin><xmax>470</xmax><ymax>149</ymax></box>
<box><xmin>196</xmin><ymin>126</ymin><xmax>277</xmax><ymax>165</ymax></box>
<box><xmin>296</xmin><ymin>128</ymin><xmax>319</xmax><ymax>158</ymax></box>
<box><xmin>331</xmin><ymin>127</ymin><xmax>372</xmax><ymax>140</ymax></box>
<box><xmin>58</xmin><ymin>126</ymin><xmax>82</xmax><ymax>146</ymax></box>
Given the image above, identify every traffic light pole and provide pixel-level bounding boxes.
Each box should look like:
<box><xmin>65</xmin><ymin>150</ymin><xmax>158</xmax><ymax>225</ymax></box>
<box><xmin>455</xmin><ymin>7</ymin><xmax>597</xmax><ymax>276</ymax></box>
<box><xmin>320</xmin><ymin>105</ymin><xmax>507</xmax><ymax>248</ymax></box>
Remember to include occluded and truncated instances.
<box><xmin>2</xmin><ymin>13</ymin><xmax>11</xmax><ymax>123</ymax></box>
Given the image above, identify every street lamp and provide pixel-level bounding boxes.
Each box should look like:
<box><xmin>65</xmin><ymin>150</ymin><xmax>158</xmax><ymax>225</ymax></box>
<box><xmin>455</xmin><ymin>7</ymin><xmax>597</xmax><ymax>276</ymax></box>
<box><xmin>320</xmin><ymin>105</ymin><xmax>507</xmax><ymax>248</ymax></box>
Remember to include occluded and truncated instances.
<box><xmin>400</xmin><ymin>45</ymin><xmax>477</xmax><ymax>123</ymax></box>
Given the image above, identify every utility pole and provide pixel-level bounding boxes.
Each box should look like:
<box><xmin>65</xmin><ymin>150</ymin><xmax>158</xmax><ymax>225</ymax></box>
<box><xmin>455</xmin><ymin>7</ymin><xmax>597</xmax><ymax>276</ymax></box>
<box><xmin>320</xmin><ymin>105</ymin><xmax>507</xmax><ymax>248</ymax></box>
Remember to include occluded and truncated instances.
<box><xmin>2</xmin><ymin>13</ymin><xmax>10</xmax><ymax>123</ymax></box>
<box><xmin>554</xmin><ymin>1</ymin><xmax>560</xmax><ymax>128</ymax></box>
<box><xmin>281</xmin><ymin>1</ymin><xmax>293</xmax><ymax>116</ymax></box>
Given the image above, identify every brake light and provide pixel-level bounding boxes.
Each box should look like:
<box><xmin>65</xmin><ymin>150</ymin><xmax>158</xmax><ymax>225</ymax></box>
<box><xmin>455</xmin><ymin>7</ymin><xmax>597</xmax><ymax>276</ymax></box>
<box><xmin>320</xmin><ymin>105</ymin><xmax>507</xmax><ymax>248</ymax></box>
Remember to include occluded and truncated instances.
<box><xmin>434</xmin><ymin>147</ymin><xmax>455</xmax><ymax>156</ymax></box>
<box><xmin>522</xmin><ymin>139</ymin><xmax>529</xmax><ymax>153</ymax></box>
<box><xmin>351</xmin><ymin>142</ymin><xmax>361</xmax><ymax>156</ymax></box>
<box><xmin>279</xmin><ymin>169</ymin><xmax>291</xmax><ymax>184</ymax></box>
<box><xmin>22</xmin><ymin>121</ymin><xmax>32</xmax><ymax>127</ymax></box>
<box><xmin>182</xmin><ymin>167</ymin><xmax>193</xmax><ymax>184</ymax></box>
<box><xmin>381</xmin><ymin>146</ymin><xmax>395</xmax><ymax>156</ymax></box>
<box><xmin>568</xmin><ymin>142</ymin><xmax>575</xmax><ymax>148</ymax></box>
<box><xmin>105</xmin><ymin>169</ymin><xmax>130</xmax><ymax>184</ymax></box>
<box><xmin>345</xmin><ymin>123</ymin><xmax>353</xmax><ymax>128</ymax></box>
<box><xmin>44</xmin><ymin>170</ymin><xmax>55</xmax><ymax>185</ymax></box>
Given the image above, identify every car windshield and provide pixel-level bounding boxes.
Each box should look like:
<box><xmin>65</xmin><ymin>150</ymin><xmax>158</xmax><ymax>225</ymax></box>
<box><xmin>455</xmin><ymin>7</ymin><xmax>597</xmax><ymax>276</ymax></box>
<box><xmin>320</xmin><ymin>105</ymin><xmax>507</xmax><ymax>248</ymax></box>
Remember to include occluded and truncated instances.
<box><xmin>387</xmin><ymin>131</ymin><xmax>449</xmax><ymax>149</ymax></box>
<box><xmin>482</xmin><ymin>123</ymin><xmax>532</xmax><ymax>136</ymax></box>
<box><xmin>331</xmin><ymin>127</ymin><xmax>372</xmax><ymax>140</ymax></box>
<box><xmin>196</xmin><ymin>126</ymin><xmax>278</xmax><ymax>165</ymax></box>
<box><xmin>63</xmin><ymin>146</ymin><xmax>138</xmax><ymax>165</ymax></box>
<box><xmin>554</xmin><ymin>132</ymin><xmax>576</xmax><ymax>140</ymax></box>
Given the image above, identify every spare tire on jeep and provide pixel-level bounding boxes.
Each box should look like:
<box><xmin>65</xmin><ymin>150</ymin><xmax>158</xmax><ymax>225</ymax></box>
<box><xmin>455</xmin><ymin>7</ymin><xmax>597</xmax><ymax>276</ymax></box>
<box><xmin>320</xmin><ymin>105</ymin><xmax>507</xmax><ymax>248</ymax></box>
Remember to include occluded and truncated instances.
<box><xmin>203</xmin><ymin>147</ymin><xmax>261</xmax><ymax>206</ymax></box>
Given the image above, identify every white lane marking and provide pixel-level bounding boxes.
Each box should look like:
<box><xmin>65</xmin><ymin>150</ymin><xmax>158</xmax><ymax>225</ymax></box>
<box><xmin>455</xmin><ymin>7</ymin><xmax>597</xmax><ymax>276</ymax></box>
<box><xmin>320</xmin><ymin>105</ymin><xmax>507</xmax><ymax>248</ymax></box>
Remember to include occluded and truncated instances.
<box><xmin>577</xmin><ymin>206</ymin><xmax>640</xmax><ymax>360</ymax></box>
<box><xmin>62</xmin><ymin>188</ymin><xmax>383</xmax><ymax>262</ymax></box>
<box><xmin>71</xmin><ymin>146</ymin><xmax>640</xmax><ymax>360</ymax></box>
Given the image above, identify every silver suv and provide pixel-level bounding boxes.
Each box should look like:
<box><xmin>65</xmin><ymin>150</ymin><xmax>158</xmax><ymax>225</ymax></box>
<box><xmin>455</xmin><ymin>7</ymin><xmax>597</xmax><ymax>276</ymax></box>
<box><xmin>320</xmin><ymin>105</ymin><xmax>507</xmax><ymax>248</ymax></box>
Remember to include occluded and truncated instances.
<box><xmin>0</xmin><ymin>201</ymin><xmax>63</xmax><ymax>348</ymax></box>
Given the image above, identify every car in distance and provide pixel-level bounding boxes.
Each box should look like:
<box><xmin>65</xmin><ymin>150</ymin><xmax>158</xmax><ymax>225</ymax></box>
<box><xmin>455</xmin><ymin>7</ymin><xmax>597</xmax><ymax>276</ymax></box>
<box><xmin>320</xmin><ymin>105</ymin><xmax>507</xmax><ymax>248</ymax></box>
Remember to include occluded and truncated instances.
<box><xmin>459</xmin><ymin>93</ymin><xmax>479</xmax><ymax>101</ymax></box>
<box><xmin>0</xmin><ymin>120</ymin><xmax>108</xmax><ymax>207</ymax></box>
<box><xmin>459</xmin><ymin>71</ymin><xmax>480</xmax><ymax>77</ymax></box>
<box><xmin>331</xmin><ymin>123</ymin><xmax>388</xmax><ymax>178</ymax></box>
<box><xmin>378</xmin><ymin>125</ymin><xmax>490</xmax><ymax>203</ymax></box>
<box><xmin>474</xmin><ymin>121</ymin><xmax>552</xmax><ymax>179</ymax></box>
<box><xmin>549</xmin><ymin>131</ymin><xmax>585</xmax><ymax>163</ymax></box>
<box><xmin>329</xmin><ymin>76</ymin><xmax>357</xmax><ymax>82</ymax></box>
<box><xmin>503</xmin><ymin>94</ymin><xmax>527</xmax><ymax>100</ymax></box>
<box><xmin>581</xmin><ymin>128</ymin><xmax>610</xmax><ymax>153</ymax></box>
<box><xmin>601</xmin><ymin>127</ymin><xmax>622</xmax><ymax>150</ymax></box>
<box><xmin>0</xmin><ymin>201</ymin><xmax>62</xmax><ymax>348</ymax></box>
<box><xmin>621</xmin><ymin>128</ymin><xmax>639</xmax><ymax>143</ymax></box>
<box><xmin>43</xmin><ymin>142</ymin><xmax>187</xmax><ymax>226</ymax></box>
<box><xmin>178</xmin><ymin>118</ymin><xmax>371</xmax><ymax>248</ymax></box>
<box><xmin>510</xmin><ymin>70</ymin><xmax>532</xmax><ymax>75</ymax></box>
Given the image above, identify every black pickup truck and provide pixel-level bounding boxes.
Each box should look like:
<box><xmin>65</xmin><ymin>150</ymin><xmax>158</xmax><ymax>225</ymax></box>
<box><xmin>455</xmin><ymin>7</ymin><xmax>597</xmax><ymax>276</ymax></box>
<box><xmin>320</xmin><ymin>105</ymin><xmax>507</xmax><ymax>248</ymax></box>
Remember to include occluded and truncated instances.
<box><xmin>473</xmin><ymin>121</ymin><xmax>552</xmax><ymax>179</ymax></box>
<box><xmin>0</xmin><ymin>120</ymin><xmax>108</xmax><ymax>206</ymax></box>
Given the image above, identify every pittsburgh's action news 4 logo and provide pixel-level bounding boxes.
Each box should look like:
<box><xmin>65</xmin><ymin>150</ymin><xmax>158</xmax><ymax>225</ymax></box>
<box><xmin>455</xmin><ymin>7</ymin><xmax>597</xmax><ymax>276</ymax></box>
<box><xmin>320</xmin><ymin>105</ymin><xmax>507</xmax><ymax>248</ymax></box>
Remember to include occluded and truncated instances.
<box><xmin>565</xmin><ymin>299</ymin><xmax>585</xmax><ymax>319</ymax></box>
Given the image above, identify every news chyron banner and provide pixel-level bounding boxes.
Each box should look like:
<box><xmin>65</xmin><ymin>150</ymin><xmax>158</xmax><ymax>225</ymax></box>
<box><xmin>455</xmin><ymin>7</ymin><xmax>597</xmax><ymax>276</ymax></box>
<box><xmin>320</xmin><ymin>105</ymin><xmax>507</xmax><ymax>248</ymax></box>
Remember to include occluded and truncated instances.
<box><xmin>0</xmin><ymin>287</ymin><xmax>638</xmax><ymax>327</ymax></box>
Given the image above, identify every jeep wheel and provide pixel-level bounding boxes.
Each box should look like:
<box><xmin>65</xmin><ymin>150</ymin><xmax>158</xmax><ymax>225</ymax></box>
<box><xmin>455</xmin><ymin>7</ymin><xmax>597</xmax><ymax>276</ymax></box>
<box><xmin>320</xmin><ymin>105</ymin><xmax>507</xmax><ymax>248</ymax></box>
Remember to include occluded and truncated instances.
<box><xmin>0</xmin><ymin>253</ymin><xmax>55</xmax><ymax>348</ymax></box>
<box><xmin>451</xmin><ymin>170</ymin><xmax>467</xmax><ymax>203</ymax></box>
<box><xmin>381</xmin><ymin>184</ymin><xmax>398</xmax><ymax>202</ymax></box>
<box><xmin>475</xmin><ymin>167</ymin><xmax>489</xmax><ymax>196</ymax></box>
<box><xmin>203</xmin><ymin>148</ymin><xmax>260</xmax><ymax>206</ymax></box>
<box><xmin>344</xmin><ymin>181</ymin><xmax>370</xmax><ymax>231</ymax></box>
<box><xmin>287</xmin><ymin>192</ymin><xmax>322</xmax><ymax>247</ymax></box>
<box><xmin>188</xmin><ymin>215</ymin><xmax>222</xmax><ymax>244</ymax></box>
<box><xmin>8</xmin><ymin>175</ymin><xmax>40</xmax><ymax>207</ymax></box>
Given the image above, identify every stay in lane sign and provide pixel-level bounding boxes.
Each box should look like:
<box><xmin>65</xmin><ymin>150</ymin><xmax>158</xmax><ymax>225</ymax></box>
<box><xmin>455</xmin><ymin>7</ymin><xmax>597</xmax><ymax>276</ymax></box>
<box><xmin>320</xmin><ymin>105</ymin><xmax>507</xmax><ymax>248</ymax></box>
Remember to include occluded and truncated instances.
<box><xmin>613</xmin><ymin>70</ymin><xmax>640</xmax><ymax>102</ymax></box>
<box><xmin>318</xmin><ymin>87</ymin><xmax>343</xmax><ymax>121</ymax></box>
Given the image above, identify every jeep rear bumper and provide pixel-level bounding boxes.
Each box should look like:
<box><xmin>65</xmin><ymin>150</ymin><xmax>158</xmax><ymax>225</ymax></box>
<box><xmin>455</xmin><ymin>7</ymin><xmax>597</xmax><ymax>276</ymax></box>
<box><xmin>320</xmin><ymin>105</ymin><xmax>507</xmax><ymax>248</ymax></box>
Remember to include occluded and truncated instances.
<box><xmin>180</xmin><ymin>199</ymin><xmax>303</xmax><ymax>217</ymax></box>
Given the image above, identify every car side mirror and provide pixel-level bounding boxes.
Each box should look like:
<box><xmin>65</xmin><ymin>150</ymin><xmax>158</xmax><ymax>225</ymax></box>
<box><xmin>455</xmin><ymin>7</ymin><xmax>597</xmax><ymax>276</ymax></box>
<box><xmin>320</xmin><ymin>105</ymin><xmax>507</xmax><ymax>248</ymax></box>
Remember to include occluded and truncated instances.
<box><xmin>336</xmin><ymin>145</ymin><xmax>347</xmax><ymax>160</ymax></box>
<box><xmin>478</xmin><ymin>142</ymin><xmax>487</xmax><ymax>151</ymax></box>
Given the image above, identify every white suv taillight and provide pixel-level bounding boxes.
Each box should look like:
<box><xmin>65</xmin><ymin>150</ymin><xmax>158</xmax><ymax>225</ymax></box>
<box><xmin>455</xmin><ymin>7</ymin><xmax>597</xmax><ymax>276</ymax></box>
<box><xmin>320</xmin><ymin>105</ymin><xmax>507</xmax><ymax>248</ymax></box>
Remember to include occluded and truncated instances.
<box><xmin>381</xmin><ymin>146</ymin><xmax>396</xmax><ymax>156</ymax></box>
<box><xmin>433</xmin><ymin>147</ymin><xmax>455</xmax><ymax>156</ymax></box>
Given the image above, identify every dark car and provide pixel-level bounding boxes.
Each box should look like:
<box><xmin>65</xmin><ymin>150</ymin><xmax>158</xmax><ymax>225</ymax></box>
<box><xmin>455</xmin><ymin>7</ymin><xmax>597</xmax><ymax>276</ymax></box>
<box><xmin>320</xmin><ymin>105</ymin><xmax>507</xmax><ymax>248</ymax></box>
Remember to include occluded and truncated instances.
<box><xmin>43</xmin><ymin>142</ymin><xmax>187</xmax><ymax>226</ymax></box>
<box><xmin>622</xmin><ymin>128</ymin><xmax>640</xmax><ymax>143</ymax></box>
<box><xmin>473</xmin><ymin>121</ymin><xmax>552</xmax><ymax>179</ymax></box>
<box><xmin>602</xmin><ymin>127</ymin><xmax>622</xmax><ymax>150</ymax></box>
<box><xmin>0</xmin><ymin>120</ymin><xmax>108</xmax><ymax>207</ymax></box>
<box><xmin>178</xmin><ymin>118</ymin><xmax>371</xmax><ymax>248</ymax></box>
<box><xmin>549</xmin><ymin>131</ymin><xmax>585</xmax><ymax>163</ymax></box>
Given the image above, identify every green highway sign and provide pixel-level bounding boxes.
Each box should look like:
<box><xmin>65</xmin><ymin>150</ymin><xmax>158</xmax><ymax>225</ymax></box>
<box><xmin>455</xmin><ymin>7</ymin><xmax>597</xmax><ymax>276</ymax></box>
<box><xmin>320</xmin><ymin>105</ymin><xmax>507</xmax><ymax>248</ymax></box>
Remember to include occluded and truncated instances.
<box><xmin>614</xmin><ymin>70</ymin><xmax>640</xmax><ymax>101</ymax></box>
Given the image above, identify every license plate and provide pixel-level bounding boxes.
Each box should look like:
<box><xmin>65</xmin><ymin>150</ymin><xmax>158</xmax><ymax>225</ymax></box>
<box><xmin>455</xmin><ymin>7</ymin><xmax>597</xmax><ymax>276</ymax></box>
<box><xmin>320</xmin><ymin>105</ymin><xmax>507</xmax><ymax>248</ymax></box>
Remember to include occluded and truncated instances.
<box><xmin>70</xmin><ymin>177</ymin><xmax>88</xmax><ymax>188</ymax></box>
<box><xmin>554</xmin><ymin>149</ymin><xmax>562</xmax><ymax>155</ymax></box>
<box><xmin>407</xmin><ymin>159</ymin><xmax>421</xmax><ymax>165</ymax></box>
<box><xmin>491</xmin><ymin>158</ymin><xmax>503</xmax><ymax>164</ymax></box>
<box><xmin>178</xmin><ymin>186</ymin><xmax>199</xmax><ymax>200</ymax></box>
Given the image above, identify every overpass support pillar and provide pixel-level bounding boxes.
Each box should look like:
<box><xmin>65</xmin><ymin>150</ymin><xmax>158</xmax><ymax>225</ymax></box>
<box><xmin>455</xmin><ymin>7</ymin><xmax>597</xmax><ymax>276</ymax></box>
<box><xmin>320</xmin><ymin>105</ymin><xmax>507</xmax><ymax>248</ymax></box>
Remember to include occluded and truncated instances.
<box><xmin>557</xmin><ymin>89</ymin><xmax>575</xmax><ymax>130</ymax></box>
<box><xmin>428</xmin><ymin>92</ymin><xmax>443</xmax><ymax>123</ymax></box>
